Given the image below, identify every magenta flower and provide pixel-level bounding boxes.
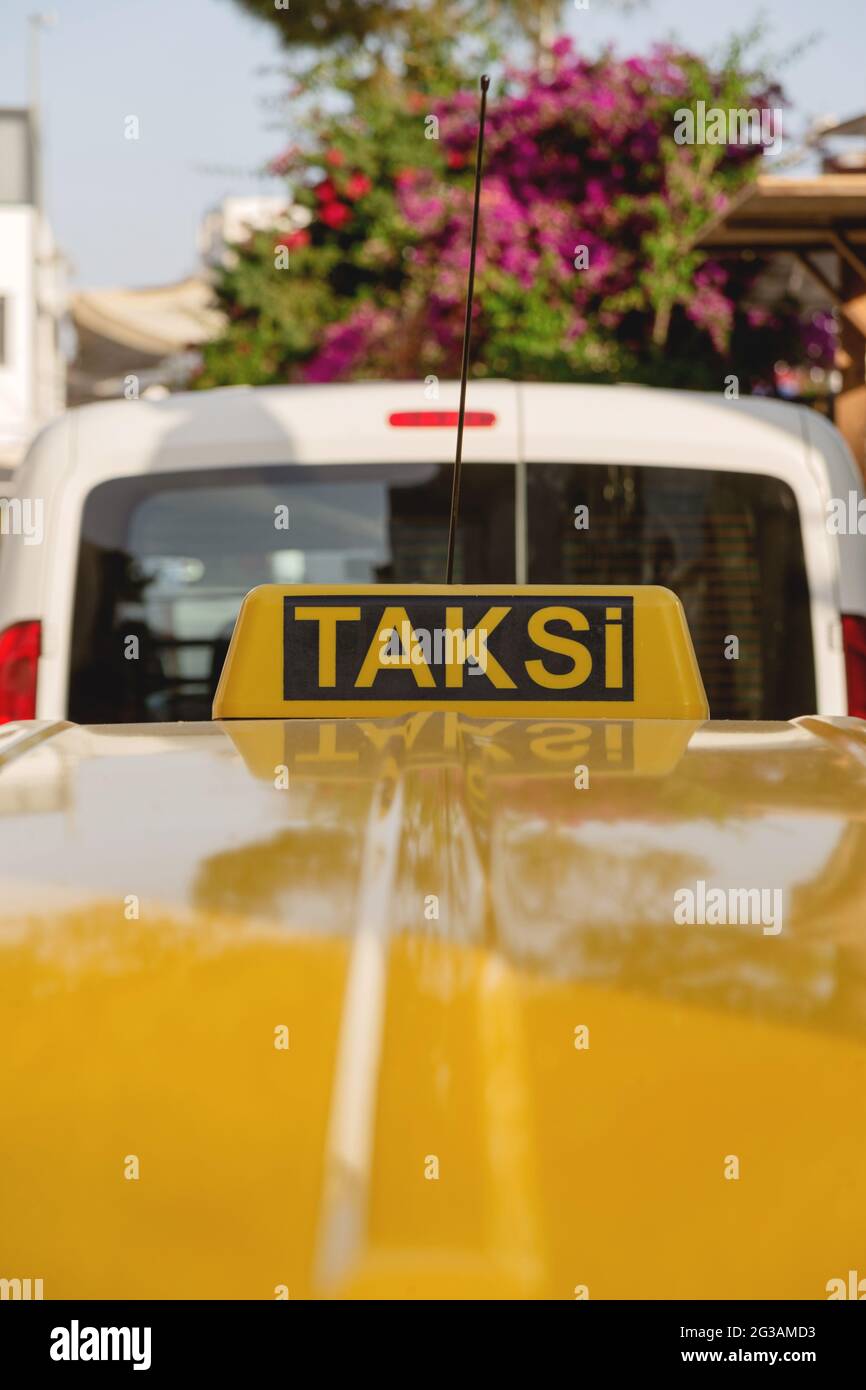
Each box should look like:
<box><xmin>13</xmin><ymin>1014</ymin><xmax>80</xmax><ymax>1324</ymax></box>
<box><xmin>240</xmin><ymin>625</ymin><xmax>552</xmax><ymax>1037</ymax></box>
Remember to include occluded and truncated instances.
<box><xmin>239</xmin><ymin>37</ymin><xmax>796</xmax><ymax>392</ymax></box>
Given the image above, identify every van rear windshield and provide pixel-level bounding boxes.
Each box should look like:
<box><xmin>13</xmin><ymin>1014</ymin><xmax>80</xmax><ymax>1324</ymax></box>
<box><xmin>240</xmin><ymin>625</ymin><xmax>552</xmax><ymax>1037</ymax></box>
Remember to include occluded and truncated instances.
<box><xmin>527</xmin><ymin>463</ymin><xmax>815</xmax><ymax>720</ymax></box>
<box><xmin>69</xmin><ymin>460</ymin><xmax>814</xmax><ymax>723</ymax></box>
<box><xmin>69</xmin><ymin>462</ymin><xmax>515</xmax><ymax>723</ymax></box>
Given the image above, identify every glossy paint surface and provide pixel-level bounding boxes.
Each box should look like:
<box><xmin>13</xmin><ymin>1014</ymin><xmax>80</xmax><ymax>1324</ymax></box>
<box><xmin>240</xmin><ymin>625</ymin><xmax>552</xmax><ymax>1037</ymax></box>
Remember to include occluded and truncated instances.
<box><xmin>2</xmin><ymin>712</ymin><xmax>866</xmax><ymax>1299</ymax></box>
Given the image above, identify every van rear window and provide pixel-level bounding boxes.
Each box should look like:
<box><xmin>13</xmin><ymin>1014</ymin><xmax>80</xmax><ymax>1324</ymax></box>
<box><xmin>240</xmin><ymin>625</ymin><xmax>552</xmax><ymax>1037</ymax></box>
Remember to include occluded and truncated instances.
<box><xmin>527</xmin><ymin>463</ymin><xmax>815</xmax><ymax>719</ymax></box>
<box><xmin>68</xmin><ymin>463</ymin><xmax>515</xmax><ymax>723</ymax></box>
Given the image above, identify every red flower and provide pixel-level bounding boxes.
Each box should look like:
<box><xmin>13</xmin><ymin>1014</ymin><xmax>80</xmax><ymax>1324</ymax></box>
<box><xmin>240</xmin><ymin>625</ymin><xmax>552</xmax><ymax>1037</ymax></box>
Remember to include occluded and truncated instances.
<box><xmin>447</xmin><ymin>150</ymin><xmax>467</xmax><ymax>169</ymax></box>
<box><xmin>276</xmin><ymin>229</ymin><xmax>311</xmax><ymax>249</ymax></box>
<box><xmin>394</xmin><ymin>167</ymin><xmax>417</xmax><ymax>187</ymax></box>
<box><xmin>345</xmin><ymin>172</ymin><xmax>373</xmax><ymax>200</ymax></box>
<box><xmin>314</xmin><ymin>179</ymin><xmax>337</xmax><ymax>202</ymax></box>
<box><xmin>319</xmin><ymin>201</ymin><xmax>351</xmax><ymax>229</ymax></box>
<box><xmin>325</xmin><ymin>149</ymin><xmax>346</xmax><ymax>168</ymax></box>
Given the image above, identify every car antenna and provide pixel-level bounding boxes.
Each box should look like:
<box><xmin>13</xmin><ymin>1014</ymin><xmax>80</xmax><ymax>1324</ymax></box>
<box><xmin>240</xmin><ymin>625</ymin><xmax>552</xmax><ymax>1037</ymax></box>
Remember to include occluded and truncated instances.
<box><xmin>446</xmin><ymin>73</ymin><xmax>490</xmax><ymax>584</ymax></box>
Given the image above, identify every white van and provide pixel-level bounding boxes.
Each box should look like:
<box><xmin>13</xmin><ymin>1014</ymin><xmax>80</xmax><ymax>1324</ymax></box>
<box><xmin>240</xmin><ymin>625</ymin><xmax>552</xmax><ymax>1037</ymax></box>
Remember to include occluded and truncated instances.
<box><xmin>0</xmin><ymin>380</ymin><xmax>864</xmax><ymax>723</ymax></box>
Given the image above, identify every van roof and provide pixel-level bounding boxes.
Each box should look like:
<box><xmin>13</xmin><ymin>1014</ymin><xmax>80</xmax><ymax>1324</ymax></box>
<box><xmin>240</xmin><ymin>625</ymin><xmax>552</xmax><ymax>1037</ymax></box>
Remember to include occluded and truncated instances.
<box><xmin>22</xmin><ymin>380</ymin><xmax>826</xmax><ymax>486</ymax></box>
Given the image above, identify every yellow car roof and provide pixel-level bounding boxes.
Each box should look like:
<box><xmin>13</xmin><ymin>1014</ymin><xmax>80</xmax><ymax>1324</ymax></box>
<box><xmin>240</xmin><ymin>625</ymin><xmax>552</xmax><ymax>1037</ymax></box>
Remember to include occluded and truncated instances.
<box><xmin>2</xmin><ymin>709</ymin><xmax>866</xmax><ymax>1298</ymax></box>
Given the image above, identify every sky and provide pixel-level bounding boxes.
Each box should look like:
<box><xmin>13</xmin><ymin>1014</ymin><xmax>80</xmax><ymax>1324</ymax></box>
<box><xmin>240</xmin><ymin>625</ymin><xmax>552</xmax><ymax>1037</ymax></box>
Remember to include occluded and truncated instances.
<box><xmin>0</xmin><ymin>0</ymin><xmax>864</xmax><ymax>290</ymax></box>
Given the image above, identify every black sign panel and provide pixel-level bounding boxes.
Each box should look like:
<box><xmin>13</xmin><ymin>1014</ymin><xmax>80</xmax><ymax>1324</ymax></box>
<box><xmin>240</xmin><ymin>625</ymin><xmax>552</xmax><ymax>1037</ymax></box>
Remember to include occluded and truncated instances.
<box><xmin>283</xmin><ymin>593</ymin><xmax>634</xmax><ymax>702</ymax></box>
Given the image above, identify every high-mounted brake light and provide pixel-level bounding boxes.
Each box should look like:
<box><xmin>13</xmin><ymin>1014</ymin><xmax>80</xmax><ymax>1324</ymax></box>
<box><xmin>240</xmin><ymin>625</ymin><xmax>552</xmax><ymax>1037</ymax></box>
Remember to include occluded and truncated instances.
<box><xmin>0</xmin><ymin>620</ymin><xmax>40</xmax><ymax>723</ymax></box>
<box><xmin>388</xmin><ymin>410</ymin><xmax>496</xmax><ymax>428</ymax></box>
<box><xmin>842</xmin><ymin>613</ymin><xmax>866</xmax><ymax>719</ymax></box>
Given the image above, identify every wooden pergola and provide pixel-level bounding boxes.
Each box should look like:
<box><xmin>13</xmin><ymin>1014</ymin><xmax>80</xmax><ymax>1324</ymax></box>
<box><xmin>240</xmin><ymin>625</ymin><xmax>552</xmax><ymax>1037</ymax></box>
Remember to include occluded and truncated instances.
<box><xmin>696</xmin><ymin>175</ymin><xmax>866</xmax><ymax>475</ymax></box>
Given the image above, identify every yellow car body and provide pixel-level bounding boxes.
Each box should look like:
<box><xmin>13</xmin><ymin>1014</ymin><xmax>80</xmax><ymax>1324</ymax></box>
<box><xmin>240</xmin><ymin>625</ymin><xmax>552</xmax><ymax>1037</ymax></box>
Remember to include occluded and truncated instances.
<box><xmin>2</xmin><ymin>586</ymin><xmax>865</xmax><ymax>1299</ymax></box>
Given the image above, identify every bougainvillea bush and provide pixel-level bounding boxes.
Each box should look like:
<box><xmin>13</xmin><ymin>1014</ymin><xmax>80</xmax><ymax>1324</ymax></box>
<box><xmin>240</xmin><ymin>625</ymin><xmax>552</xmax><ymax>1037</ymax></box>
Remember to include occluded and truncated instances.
<box><xmin>195</xmin><ymin>37</ymin><xmax>834</xmax><ymax>392</ymax></box>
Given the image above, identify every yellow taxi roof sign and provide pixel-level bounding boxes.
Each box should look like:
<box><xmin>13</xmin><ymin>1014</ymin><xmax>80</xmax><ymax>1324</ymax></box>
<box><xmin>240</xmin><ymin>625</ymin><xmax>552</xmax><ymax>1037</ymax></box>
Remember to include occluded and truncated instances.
<box><xmin>212</xmin><ymin>584</ymin><xmax>709</xmax><ymax>721</ymax></box>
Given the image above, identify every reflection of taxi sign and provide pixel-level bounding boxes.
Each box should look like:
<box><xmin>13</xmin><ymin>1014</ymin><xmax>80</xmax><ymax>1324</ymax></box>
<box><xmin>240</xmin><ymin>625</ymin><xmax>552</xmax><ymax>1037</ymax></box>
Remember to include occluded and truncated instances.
<box><xmin>213</xmin><ymin>584</ymin><xmax>708</xmax><ymax>720</ymax></box>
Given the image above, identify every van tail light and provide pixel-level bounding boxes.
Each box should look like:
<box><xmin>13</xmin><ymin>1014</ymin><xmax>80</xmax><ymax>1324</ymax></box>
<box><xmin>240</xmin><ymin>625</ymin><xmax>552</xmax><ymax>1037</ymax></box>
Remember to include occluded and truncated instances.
<box><xmin>387</xmin><ymin>410</ymin><xmax>496</xmax><ymax>427</ymax></box>
<box><xmin>0</xmin><ymin>620</ymin><xmax>40</xmax><ymax>723</ymax></box>
<box><xmin>842</xmin><ymin>614</ymin><xmax>866</xmax><ymax>718</ymax></box>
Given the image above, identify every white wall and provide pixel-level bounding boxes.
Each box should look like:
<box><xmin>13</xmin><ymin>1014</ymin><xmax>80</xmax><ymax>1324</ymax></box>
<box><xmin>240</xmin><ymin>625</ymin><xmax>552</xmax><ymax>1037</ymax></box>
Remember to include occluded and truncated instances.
<box><xmin>0</xmin><ymin>205</ymin><xmax>66</xmax><ymax>468</ymax></box>
<box><xmin>0</xmin><ymin>206</ymin><xmax>35</xmax><ymax>464</ymax></box>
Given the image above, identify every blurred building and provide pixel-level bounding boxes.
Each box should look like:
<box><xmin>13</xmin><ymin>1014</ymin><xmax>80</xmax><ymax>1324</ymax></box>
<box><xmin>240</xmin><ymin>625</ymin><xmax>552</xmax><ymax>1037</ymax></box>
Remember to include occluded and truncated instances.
<box><xmin>68</xmin><ymin>278</ymin><xmax>223</xmax><ymax>407</ymax></box>
<box><xmin>698</xmin><ymin>127</ymin><xmax>866</xmax><ymax>475</ymax></box>
<box><xmin>819</xmin><ymin>112</ymin><xmax>866</xmax><ymax>174</ymax></box>
<box><xmin>198</xmin><ymin>193</ymin><xmax>295</xmax><ymax>268</ymax></box>
<box><xmin>0</xmin><ymin>108</ymin><xmax>67</xmax><ymax>470</ymax></box>
<box><xmin>68</xmin><ymin>195</ymin><xmax>295</xmax><ymax>406</ymax></box>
